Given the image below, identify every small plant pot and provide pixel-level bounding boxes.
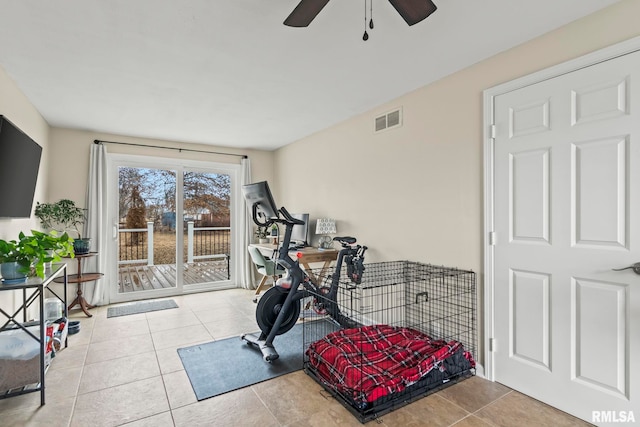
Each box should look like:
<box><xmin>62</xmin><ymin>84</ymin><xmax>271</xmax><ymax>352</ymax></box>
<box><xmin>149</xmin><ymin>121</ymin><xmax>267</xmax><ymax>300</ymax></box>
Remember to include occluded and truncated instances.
<box><xmin>73</xmin><ymin>238</ymin><xmax>92</xmax><ymax>255</ymax></box>
<box><xmin>1</xmin><ymin>261</ymin><xmax>27</xmax><ymax>283</ymax></box>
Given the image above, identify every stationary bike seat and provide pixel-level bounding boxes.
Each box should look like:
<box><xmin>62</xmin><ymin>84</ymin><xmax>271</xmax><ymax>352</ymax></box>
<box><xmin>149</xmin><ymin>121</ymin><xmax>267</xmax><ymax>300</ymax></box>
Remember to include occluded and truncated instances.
<box><xmin>333</xmin><ymin>236</ymin><xmax>356</xmax><ymax>245</ymax></box>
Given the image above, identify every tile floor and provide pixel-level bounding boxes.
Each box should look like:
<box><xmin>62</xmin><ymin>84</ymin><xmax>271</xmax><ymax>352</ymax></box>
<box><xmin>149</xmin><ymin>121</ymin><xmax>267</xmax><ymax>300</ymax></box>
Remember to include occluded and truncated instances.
<box><xmin>0</xmin><ymin>288</ymin><xmax>593</xmax><ymax>427</ymax></box>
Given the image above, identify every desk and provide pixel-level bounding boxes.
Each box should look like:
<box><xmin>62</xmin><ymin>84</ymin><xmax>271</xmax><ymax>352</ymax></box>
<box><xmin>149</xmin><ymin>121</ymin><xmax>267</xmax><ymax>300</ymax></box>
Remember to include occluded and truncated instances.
<box><xmin>249</xmin><ymin>244</ymin><xmax>338</xmax><ymax>283</ymax></box>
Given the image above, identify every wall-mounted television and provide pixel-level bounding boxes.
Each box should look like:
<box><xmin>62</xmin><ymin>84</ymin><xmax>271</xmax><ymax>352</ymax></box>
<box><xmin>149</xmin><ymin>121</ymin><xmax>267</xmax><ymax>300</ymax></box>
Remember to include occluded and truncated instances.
<box><xmin>0</xmin><ymin>115</ymin><xmax>42</xmax><ymax>218</ymax></box>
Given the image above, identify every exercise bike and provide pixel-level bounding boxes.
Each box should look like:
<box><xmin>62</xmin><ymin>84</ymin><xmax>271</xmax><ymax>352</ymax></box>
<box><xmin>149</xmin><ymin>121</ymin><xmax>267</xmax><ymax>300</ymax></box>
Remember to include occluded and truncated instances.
<box><xmin>241</xmin><ymin>181</ymin><xmax>367</xmax><ymax>362</ymax></box>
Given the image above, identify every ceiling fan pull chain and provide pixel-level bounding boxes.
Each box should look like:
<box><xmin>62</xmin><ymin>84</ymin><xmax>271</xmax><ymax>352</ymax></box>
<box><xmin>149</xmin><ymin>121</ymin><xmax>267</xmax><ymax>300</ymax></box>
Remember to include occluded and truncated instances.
<box><xmin>369</xmin><ymin>0</ymin><xmax>374</xmax><ymax>29</ymax></box>
<box><xmin>363</xmin><ymin>0</ymin><xmax>369</xmax><ymax>41</ymax></box>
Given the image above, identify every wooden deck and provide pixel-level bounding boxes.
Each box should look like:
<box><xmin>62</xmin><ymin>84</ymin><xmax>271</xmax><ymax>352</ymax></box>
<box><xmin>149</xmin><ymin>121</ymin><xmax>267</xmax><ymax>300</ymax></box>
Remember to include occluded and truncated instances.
<box><xmin>118</xmin><ymin>260</ymin><xmax>230</xmax><ymax>293</ymax></box>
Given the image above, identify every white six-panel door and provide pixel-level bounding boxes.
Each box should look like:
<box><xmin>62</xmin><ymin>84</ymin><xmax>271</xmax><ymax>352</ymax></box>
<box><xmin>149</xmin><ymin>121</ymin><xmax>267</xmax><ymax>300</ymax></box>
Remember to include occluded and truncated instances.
<box><xmin>492</xmin><ymin>51</ymin><xmax>639</xmax><ymax>423</ymax></box>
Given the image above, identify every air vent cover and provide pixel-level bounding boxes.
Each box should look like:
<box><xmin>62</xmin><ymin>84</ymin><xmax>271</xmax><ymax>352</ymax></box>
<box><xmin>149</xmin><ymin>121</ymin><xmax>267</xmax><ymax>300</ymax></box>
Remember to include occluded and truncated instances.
<box><xmin>374</xmin><ymin>108</ymin><xmax>402</xmax><ymax>132</ymax></box>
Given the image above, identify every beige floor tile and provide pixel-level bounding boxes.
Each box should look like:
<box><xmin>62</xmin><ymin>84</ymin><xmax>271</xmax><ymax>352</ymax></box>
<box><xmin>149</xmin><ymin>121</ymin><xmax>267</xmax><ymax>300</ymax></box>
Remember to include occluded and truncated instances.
<box><xmin>381</xmin><ymin>393</ymin><xmax>470</xmax><ymax>427</ymax></box>
<box><xmin>437</xmin><ymin>375</ymin><xmax>511</xmax><ymax>413</ymax></box>
<box><xmin>65</xmin><ymin>326</ymin><xmax>93</xmax><ymax>346</ymax></box>
<box><xmin>2</xmin><ymin>395</ymin><xmax>75</xmax><ymax>427</ymax></box>
<box><xmin>283</xmin><ymin>404</ymin><xmax>369</xmax><ymax>427</ymax></box>
<box><xmin>192</xmin><ymin>305</ymin><xmax>249</xmax><ymax>323</ymax></box>
<box><xmin>72</xmin><ymin>376</ymin><xmax>169</xmax><ymax>427</ymax></box>
<box><xmin>121</xmin><ymin>411</ymin><xmax>175</xmax><ymax>427</ymax></box>
<box><xmin>66</xmin><ymin>313</ymin><xmax>96</xmax><ymax>331</ymax></box>
<box><xmin>202</xmin><ymin>316</ymin><xmax>258</xmax><ymax>340</ymax></box>
<box><xmin>274</xmin><ymin>377</ymin><xmax>369</xmax><ymax>427</ymax></box>
<box><xmin>151</xmin><ymin>324</ymin><xmax>212</xmax><ymax>350</ymax></box>
<box><xmin>42</xmin><ymin>365</ymin><xmax>83</xmax><ymax>401</ymax></box>
<box><xmin>79</xmin><ymin>351</ymin><xmax>160</xmax><ymax>394</ymax></box>
<box><xmin>147</xmin><ymin>311</ymin><xmax>201</xmax><ymax>333</ymax></box>
<box><xmin>181</xmin><ymin>292</ymin><xmax>241</xmax><ymax>313</ymax></box>
<box><xmin>253</xmin><ymin>370</ymin><xmax>345</xmax><ymax>424</ymax></box>
<box><xmin>144</xmin><ymin>305</ymin><xmax>191</xmax><ymax>321</ymax></box>
<box><xmin>85</xmin><ymin>333</ymin><xmax>154</xmax><ymax>364</ymax></box>
<box><xmin>474</xmin><ymin>391</ymin><xmax>593</xmax><ymax>427</ymax></box>
<box><xmin>172</xmin><ymin>387</ymin><xmax>279</xmax><ymax>427</ymax></box>
<box><xmin>90</xmin><ymin>318</ymin><xmax>150</xmax><ymax>343</ymax></box>
<box><xmin>156</xmin><ymin>346</ymin><xmax>187</xmax><ymax>375</ymax></box>
<box><xmin>47</xmin><ymin>343</ymin><xmax>88</xmax><ymax>371</ymax></box>
<box><xmin>163</xmin><ymin>369</ymin><xmax>198</xmax><ymax>409</ymax></box>
<box><xmin>94</xmin><ymin>311</ymin><xmax>147</xmax><ymax>325</ymax></box>
<box><xmin>451</xmin><ymin>415</ymin><xmax>495</xmax><ymax>427</ymax></box>
<box><xmin>0</xmin><ymin>391</ymin><xmax>39</xmax><ymax>413</ymax></box>
<box><xmin>192</xmin><ymin>307</ymin><xmax>230</xmax><ymax>324</ymax></box>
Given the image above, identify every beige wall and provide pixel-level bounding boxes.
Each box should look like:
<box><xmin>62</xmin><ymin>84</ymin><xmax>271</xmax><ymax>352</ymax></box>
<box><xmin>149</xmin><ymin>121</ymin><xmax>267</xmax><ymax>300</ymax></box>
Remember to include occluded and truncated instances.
<box><xmin>47</xmin><ymin>128</ymin><xmax>276</xmax><ymax>207</ymax></box>
<box><xmin>274</xmin><ymin>0</ymin><xmax>640</xmax><ymax>273</ymax></box>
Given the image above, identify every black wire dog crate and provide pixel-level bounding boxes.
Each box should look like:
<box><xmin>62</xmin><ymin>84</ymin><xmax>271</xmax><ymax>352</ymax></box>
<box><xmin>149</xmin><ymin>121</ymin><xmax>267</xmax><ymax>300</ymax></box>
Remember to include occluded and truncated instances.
<box><xmin>302</xmin><ymin>261</ymin><xmax>477</xmax><ymax>423</ymax></box>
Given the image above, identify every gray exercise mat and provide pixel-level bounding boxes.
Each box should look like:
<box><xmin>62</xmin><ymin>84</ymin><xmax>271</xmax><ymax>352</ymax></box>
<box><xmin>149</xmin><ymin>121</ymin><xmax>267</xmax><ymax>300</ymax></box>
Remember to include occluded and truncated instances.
<box><xmin>178</xmin><ymin>324</ymin><xmax>305</xmax><ymax>401</ymax></box>
<box><xmin>107</xmin><ymin>299</ymin><xmax>178</xmax><ymax>318</ymax></box>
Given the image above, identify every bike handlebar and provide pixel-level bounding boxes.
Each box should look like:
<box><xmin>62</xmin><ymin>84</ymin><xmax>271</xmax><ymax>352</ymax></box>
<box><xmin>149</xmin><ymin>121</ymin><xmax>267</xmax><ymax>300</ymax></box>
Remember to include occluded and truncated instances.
<box><xmin>279</xmin><ymin>206</ymin><xmax>305</xmax><ymax>226</ymax></box>
<box><xmin>250</xmin><ymin>204</ymin><xmax>305</xmax><ymax>228</ymax></box>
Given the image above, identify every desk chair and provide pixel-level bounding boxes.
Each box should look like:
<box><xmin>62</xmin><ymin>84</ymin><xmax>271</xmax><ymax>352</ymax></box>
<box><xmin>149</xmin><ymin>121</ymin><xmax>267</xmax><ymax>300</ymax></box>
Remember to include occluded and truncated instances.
<box><xmin>248</xmin><ymin>246</ymin><xmax>286</xmax><ymax>302</ymax></box>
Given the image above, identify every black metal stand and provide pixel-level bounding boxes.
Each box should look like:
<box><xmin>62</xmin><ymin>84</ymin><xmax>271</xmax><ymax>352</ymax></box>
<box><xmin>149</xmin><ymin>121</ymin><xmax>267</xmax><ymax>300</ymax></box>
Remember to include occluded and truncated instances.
<box><xmin>0</xmin><ymin>264</ymin><xmax>67</xmax><ymax>405</ymax></box>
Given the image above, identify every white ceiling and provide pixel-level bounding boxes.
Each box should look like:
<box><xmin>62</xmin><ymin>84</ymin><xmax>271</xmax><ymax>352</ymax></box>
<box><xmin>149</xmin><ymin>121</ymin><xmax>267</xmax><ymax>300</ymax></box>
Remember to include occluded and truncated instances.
<box><xmin>0</xmin><ymin>0</ymin><xmax>622</xmax><ymax>150</ymax></box>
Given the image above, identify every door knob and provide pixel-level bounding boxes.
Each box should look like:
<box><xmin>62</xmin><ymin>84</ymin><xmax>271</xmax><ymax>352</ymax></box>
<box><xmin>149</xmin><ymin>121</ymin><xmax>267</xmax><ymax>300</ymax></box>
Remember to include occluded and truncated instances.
<box><xmin>612</xmin><ymin>262</ymin><xmax>640</xmax><ymax>275</ymax></box>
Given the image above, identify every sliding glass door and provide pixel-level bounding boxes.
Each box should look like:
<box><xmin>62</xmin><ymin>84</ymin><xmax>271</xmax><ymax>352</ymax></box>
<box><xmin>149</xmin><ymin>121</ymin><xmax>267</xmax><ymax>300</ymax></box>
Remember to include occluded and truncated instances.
<box><xmin>108</xmin><ymin>154</ymin><xmax>239</xmax><ymax>303</ymax></box>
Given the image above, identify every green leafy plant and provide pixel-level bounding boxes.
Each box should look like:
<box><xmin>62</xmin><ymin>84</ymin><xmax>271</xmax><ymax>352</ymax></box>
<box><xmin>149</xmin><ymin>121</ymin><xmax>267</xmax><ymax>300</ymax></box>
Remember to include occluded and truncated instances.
<box><xmin>34</xmin><ymin>199</ymin><xmax>87</xmax><ymax>239</ymax></box>
<box><xmin>0</xmin><ymin>230</ymin><xmax>74</xmax><ymax>279</ymax></box>
<box><xmin>0</xmin><ymin>238</ymin><xmax>30</xmax><ymax>268</ymax></box>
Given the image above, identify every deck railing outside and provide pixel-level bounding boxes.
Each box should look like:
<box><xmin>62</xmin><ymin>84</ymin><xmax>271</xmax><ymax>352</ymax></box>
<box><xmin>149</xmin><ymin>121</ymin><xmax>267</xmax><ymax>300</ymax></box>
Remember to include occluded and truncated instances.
<box><xmin>118</xmin><ymin>221</ymin><xmax>230</xmax><ymax>266</ymax></box>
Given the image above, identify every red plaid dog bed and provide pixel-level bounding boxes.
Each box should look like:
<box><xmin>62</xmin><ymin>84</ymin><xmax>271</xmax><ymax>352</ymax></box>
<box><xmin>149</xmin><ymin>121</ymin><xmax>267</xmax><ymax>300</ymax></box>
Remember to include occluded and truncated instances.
<box><xmin>306</xmin><ymin>324</ymin><xmax>475</xmax><ymax>403</ymax></box>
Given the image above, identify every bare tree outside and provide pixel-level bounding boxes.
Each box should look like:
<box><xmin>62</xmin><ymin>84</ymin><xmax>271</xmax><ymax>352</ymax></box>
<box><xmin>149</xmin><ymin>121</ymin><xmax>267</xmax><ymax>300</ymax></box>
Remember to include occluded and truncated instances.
<box><xmin>118</xmin><ymin>167</ymin><xmax>231</xmax><ymax>266</ymax></box>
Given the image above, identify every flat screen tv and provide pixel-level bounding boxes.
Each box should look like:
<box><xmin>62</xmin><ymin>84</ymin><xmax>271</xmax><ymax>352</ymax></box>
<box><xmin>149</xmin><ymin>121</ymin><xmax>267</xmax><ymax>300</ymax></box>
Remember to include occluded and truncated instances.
<box><xmin>0</xmin><ymin>116</ymin><xmax>42</xmax><ymax>218</ymax></box>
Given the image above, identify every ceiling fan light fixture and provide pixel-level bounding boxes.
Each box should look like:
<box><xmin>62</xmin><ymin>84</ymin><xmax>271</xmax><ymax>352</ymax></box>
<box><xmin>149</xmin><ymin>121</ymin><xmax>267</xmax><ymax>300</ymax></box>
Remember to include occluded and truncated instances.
<box><xmin>283</xmin><ymin>0</ymin><xmax>437</xmax><ymax>32</ymax></box>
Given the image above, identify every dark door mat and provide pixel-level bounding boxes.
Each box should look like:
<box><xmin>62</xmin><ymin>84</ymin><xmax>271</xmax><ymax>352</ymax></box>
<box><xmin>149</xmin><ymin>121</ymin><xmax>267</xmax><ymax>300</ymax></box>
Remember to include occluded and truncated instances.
<box><xmin>107</xmin><ymin>299</ymin><xmax>178</xmax><ymax>318</ymax></box>
<box><xmin>178</xmin><ymin>323</ymin><xmax>306</xmax><ymax>401</ymax></box>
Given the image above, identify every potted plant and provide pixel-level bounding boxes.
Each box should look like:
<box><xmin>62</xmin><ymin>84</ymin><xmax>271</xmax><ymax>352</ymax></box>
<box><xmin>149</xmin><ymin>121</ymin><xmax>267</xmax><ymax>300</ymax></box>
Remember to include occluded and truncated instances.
<box><xmin>0</xmin><ymin>237</ymin><xmax>31</xmax><ymax>283</ymax></box>
<box><xmin>255</xmin><ymin>226</ymin><xmax>269</xmax><ymax>244</ymax></box>
<box><xmin>0</xmin><ymin>231</ymin><xmax>74</xmax><ymax>282</ymax></box>
<box><xmin>34</xmin><ymin>199</ymin><xmax>91</xmax><ymax>254</ymax></box>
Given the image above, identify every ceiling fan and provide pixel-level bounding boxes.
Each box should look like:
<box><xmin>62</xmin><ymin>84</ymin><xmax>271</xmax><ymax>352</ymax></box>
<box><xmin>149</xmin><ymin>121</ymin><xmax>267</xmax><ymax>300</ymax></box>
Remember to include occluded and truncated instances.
<box><xmin>283</xmin><ymin>0</ymin><xmax>437</xmax><ymax>27</ymax></box>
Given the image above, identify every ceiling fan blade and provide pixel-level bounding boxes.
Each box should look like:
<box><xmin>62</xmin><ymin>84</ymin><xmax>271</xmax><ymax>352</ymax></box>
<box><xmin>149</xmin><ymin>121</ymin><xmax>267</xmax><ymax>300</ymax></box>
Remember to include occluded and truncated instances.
<box><xmin>388</xmin><ymin>0</ymin><xmax>437</xmax><ymax>26</ymax></box>
<box><xmin>283</xmin><ymin>0</ymin><xmax>330</xmax><ymax>27</ymax></box>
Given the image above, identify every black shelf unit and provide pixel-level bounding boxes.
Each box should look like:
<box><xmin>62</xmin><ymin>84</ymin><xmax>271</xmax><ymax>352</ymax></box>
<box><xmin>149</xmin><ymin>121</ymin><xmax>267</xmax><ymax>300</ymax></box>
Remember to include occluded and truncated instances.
<box><xmin>0</xmin><ymin>263</ymin><xmax>68</xmax><ymax>405</ymax></box>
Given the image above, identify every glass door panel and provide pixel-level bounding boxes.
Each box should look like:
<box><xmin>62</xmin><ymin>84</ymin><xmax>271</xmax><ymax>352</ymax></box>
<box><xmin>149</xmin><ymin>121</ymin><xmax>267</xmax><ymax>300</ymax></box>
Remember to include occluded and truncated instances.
<box><xmin>117</xmin><ymin>166</ymin><xmax>178</xmax><ymax>296</ymax></box>
<box><xmin>183</xmin><ymin>170</ymin><xmax>232</xmax><ymax>288</ymax></box>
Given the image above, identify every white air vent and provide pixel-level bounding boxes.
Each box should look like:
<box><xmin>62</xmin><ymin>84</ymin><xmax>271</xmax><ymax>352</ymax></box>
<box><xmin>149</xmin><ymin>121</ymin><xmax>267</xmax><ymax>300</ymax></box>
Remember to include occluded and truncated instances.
<box><xmin>374</xmin><ymin>107</ymin><xmax>402</xmax><ymax>133</ymax></box>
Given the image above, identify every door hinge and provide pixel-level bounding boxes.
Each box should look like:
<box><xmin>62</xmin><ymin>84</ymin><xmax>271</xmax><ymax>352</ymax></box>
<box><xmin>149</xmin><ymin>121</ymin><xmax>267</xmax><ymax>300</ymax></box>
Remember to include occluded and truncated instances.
<box><xmin>490</xmin><ymin>124</ymin><xmax>496</xmax><ymax>139</ymax></box>
<box><xmin>489</xmin><ymin>231</ymin><xmax>496</xmax><ymax>246</ymax></box>
<box><xmin>489</xmin><ymin>338</ymin><xmax>496</xmax><ymax>352</ymax></box>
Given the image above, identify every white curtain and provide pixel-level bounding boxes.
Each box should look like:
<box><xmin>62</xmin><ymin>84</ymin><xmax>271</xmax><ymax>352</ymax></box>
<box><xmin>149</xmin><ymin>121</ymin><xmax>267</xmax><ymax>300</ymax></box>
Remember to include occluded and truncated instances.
<box><xmin>238</xmin><ymin>157</ymin><xmax>255</xmax><ymax>289</ymax></box>
<box><xmin>84</xmin><ymin>143</ymin><xmax>110</xmax><ymax>306</ymax></box>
